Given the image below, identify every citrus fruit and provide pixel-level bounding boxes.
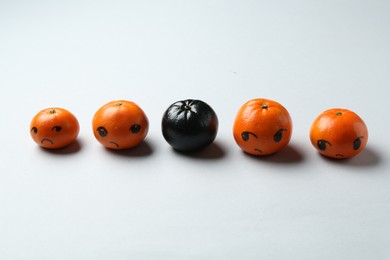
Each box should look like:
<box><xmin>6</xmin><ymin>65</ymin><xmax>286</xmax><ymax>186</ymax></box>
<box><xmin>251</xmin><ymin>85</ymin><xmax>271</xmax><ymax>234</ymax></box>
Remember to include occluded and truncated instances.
<box><xmin>310</xmin><ymin>108</ymin><xmax>368</xmax><ymax>159</ymax></box>
<box><xmin>92</xmin><ymin>100</ymin><xmax>149</xmax><ymax>150</ymax></box>
<box><xmin>233</xmin><ymin>98</ymin><xmax>293</xmax><ymax>156</ymax></box>
<box><xmin>162</xmin><ymin>99</ymin><xmax>218</xmax><ymax>152</ymax></box>
<box><xmin>30</xmin><ymin>107</ymin><xmax>79</xmax><ymax>149</ymax></box>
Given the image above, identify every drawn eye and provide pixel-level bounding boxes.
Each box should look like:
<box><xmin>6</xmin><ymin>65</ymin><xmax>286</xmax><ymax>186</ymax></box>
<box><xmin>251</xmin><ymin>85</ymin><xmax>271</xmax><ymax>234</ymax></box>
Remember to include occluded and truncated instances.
<box><xmin>317</xmin><ymin>139</ymin><xmax>331</xmax><ymax>151</ymax></box>
<box><xmin>241</xmin><ymin>131</ymin><xmax>257</xmax><ymax>141</ymax></box>
<box><xmin>130</xmin><ymin>124</ymin><xmax>141</xmax><ymax>134</ymax></box>
<box><xmin>353</xmin><ymin>136</ymin><xmax>363</xmax><ymax>150</ymax></box>
<box><xmin>274</xmin><ymin>128</ymin><xmax>286</xmax><ymax>142</ymax></box>
<box><xmin>31</xmin><ymin>127</ymin><xmax>38</xmax><ymax>134</ymax></box>
<box><xmin>51</xmin><ymin>126</ymin><xmax>62</xmax><ymax>132</ymax></box>
<box><xmin>97</xmin><ymin>126</ymin><xmax>108</xmax><ymax>137</ymax></box>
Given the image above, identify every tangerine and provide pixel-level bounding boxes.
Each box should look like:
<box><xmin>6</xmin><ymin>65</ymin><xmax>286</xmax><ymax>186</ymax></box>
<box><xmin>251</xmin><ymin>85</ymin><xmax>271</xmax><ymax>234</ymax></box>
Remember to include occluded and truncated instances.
<box><xmin>92</xmin><ymin>100</ymin><xmax>149</xmax><ymax>150</ymax></box>
<box><xmin>310</xmin><ymin>108</ymin><xmax>368</xmax><ymax>159</ymax></box>
<box><xmin>30</xmin><ymin>107</ymin><xmax>79</xmax><ymax>149</ymax></box>
<box><xmin>161</xmin><ymin>99</ymin><xmax>218</xmax><ymax>152</ymax></box>
<box><xmin>233</xmin><ymin>98</ymin><xmax>293</xmax><ymax>156</ymax></box>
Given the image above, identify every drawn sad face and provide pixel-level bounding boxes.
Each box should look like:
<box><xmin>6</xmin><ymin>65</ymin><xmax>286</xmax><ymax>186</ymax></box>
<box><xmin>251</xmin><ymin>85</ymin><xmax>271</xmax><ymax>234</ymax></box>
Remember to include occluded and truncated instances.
<box><xmin>239</xmin><ymin>126</ymin><xmax>291</xmax><ymax>155</ymax></box>
<box><xmin>94</xmin><ymin>120</ymin><xmax>144</xmax><ymax>149</ymax></box>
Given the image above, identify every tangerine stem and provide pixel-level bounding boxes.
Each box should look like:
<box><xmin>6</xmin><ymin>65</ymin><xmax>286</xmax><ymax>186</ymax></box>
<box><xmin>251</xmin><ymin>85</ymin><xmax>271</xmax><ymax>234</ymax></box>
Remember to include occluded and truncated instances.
<box><xmin>261</xmin><ymin>103</ymin><xmax>269</xmax><ymax>109</ymax></box>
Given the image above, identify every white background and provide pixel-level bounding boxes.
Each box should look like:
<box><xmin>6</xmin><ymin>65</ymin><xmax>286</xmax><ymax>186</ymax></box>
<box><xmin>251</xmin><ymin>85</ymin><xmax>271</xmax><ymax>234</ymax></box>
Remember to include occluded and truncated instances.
<box><xmin>1</xmin><ymin>0</ymin><xmax>389</xmax><ymax>259</ymax></box>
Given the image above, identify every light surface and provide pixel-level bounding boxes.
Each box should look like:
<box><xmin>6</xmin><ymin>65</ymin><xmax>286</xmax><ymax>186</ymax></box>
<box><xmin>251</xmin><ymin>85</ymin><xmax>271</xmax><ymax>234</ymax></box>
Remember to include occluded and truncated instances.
<box><xmin>1</xmin><ymin>0</ymin><xmax>389</xmax><ymax>259</ymax></box>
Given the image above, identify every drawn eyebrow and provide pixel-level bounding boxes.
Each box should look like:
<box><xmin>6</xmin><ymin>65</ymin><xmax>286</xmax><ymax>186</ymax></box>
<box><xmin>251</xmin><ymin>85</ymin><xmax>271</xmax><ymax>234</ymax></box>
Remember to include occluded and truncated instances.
<box><xmin>243</xmin><ymin>131</ymin><xmax>257</xmax><ymax>138</ymax></box>
<box><xmin>320</xmin><ymin>140</ymin><xmax>332</xmax><ymax>146</ymax></box>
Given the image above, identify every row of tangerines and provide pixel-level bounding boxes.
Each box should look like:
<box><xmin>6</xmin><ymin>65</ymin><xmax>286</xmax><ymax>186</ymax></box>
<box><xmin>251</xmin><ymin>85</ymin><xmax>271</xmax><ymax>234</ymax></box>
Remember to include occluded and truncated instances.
<box><xmin>30</xmin><ymin>98</ymin><xmax>368</xmax><ymax>159</ymax></box>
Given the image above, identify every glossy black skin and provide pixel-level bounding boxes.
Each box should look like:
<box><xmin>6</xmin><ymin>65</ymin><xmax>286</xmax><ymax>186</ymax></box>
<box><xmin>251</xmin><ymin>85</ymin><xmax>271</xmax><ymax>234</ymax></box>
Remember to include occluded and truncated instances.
<box><xmin>162</xmin><ymin>99</ymin><xmax>218</xmax><ymax>152</ymax></box>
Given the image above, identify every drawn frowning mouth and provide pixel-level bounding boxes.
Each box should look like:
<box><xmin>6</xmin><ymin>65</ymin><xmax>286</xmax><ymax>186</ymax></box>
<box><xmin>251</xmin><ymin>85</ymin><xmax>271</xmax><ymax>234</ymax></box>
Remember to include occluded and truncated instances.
<box><xmin>41</xmin><ymin>138</ymin><xmax>54</xmax><ymax>144</ymax></box>
<box><xmin>335</xmin><ymin>154</ymin><xmax>344</xmax><ymax>157</ymax></box>
<box><xmin>254</xmin><ymin>148</ymin><xmax>263</xmax><ymax>154</ymax></box>
<box><xmin>109</xmin><ymin>141</ymin><xmax>119</xmax><ymax>148</ymax></box>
